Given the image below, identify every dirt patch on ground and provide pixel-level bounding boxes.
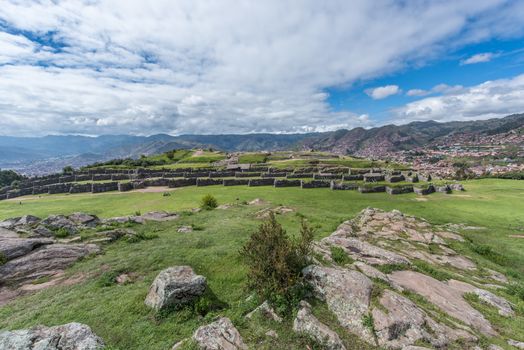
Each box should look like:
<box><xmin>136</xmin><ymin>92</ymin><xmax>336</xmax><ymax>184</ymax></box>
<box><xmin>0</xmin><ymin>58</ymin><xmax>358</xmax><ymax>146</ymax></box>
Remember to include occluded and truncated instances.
<box><xmin>133</xmin><ymin>186</ymin><xmax>177</xmax><ymax>193</ymax></box>
<box><xmin>509</xmin><ymin>235</ymin><xmax>524</xmax><ymax>239</ymax></box>
<box><xmin>0</xmin><ymin>272</ymin><xmax>87</xmax><ymax>306</ymax></box>
<box><xmin>414</xmin><ymin>197</ymin><xmax>428</xmax><ymax>201</ymax></box>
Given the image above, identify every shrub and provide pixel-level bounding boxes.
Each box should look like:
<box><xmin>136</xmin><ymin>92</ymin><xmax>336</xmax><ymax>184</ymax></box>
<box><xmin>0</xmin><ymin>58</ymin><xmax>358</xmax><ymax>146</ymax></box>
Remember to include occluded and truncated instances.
<box><xmin>240</xmin><ymin>214</ymin><xmax>314</xmax><ymax>315</ymax></box>
<box><xmin>330</xmin><ymin>246</ymin><xmax>353</xmax><ymax>266</ymax></box>
<box><xmin>200</xmin><ymin>194</ymin><xmax>218</xmax><ymax>210</ymax></box>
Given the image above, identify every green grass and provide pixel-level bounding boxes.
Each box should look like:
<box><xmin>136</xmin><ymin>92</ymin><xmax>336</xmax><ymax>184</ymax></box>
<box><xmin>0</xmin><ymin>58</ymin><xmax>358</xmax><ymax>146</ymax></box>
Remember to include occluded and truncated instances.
<box><xmin>238</xmin><ymin>153</ymin><xmax>269</xmax><ymax>164</ymax></box>
<box><xmin>0</xmin><ymin>178</ymin><xmax>523</xmax><ymax>348</ymax></box>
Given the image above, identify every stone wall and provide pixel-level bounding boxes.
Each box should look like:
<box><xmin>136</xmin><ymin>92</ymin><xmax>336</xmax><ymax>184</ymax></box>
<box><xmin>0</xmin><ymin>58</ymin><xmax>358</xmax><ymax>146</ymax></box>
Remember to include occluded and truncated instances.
<box><xmin>223</xmin><ymin>179</ymin><xmax>249</xmax><ymax>186</ymax></box>
<box><xmin>343</xmin><ymin>174</ymin><xmax>364</xmax><ymax>181</ymax></box>
<box><xmin>93</xmin><ymin>174</ymin><xmax>112</xmax><ymax>181</ymax></box>
<box><xmin>358</xmin><ymin>185</ymin><xmax>386</xmax><ymax>193</ymax></box>
<box><xmin>385</xmin><ymin>185</ymin><xmax>413</xmax><ymax>195</ymax></box>
<box><xmin>69</xmin><ymin>183</ymin><xmax>92</xmax><ymax>193</ymax></box>
<box><xmin>261</xmin><ymin>172</ymin><xmax>287</xmax><ymax>178</ymax></box>
<box><xmin>286</xmin><ymin>173</ymin><xmax>313</xmax><ymax>179</ymax></box>
<box><xmin>385</xmin><ymin>175</ymin><xmax>405</xmax><ymax>183</ymax></box>
<box><xmin>196</xmin><ymin>178</ymin><xmax>223</xmax><ymax>186</ymax></box>
<box><xmin>363</xmin><ymin>173</ymin><xmax>385</xmax><ymax>182</ymax></box>
<box><xmin>435</xmin><ymin>185</ymin><xmax>451</xmax><ymax>193</ymax></box>
<box><xmin>209</xmin><ymin>171</ymin><xmax>235</xmax><ymax>178</ymax></box>
<box><xmin>274</xmin><ymin>179</ymin><xmax>301</xmax><ymax>187</ymax></box>
<box><xmin>331</xmin><ymin>182</ymin><xmax>358</xmax><ymax>190</ymax></box>
<box><xmin>314</xmin><ymin>174</ymin><xmax>343</xmax><ymax>180</ymax></box>
<box><xmin>74</xmin><ymin>175</ymin><xmax>91</xmax><ymax>182</ymax></box>
<box><xmin>118</xmin><ymin>182</ymin><xmax>134</xmax><ymax>192</ymax></box>
<box><xmin>235</xmin><ymin>172</ymin><xmax>261</xmax><ymax>178</ymax></box>
<box><xmin>183</xmin><ymin>172</ymin><xmax>210</xmax><ymax>178</ymax></box>
<box><xmin>301</xmin><ymin>180</ymin><xmax>330</xmax><ymax>189</ymax></box>
<box><xmin>248</xmin><ymin>178</ymin><xmax>275</xmax><ymax>186</ymax></box>
<box><xmin>168</xmin><ymin>178</ymin><xmax>197</xmax><ymax>188</ymax></box>
<box><xmin>48</xmin><ymin>183</ymin><xmax>72</xmax><ymax>194</ymax></box>
<box><xmin>414</xmin><ymin>185</ymin><xmax>435</xmax><ymax>195</ymax></box>
<box><xmin>91</xmin><ymin>182</ymin><xmax>118</xmax><ymax>193</ymax></box>
<box><xmin>111</xmin><ymin>174</ymin><xmax>130</xmax><ymax>181</ymax></box>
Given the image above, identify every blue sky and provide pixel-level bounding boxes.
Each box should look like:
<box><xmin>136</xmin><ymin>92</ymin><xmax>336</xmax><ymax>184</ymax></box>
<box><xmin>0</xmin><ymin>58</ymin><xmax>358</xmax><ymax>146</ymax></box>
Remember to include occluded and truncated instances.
<box><xmin>327</xmin><ymin>37</ymin><xmax>524</xmax><ymax>124</ymax></box>
<box><xmin>0</xmin><ymin>1</ymin><xmax>524</xmax><ymax>136</ymax></box>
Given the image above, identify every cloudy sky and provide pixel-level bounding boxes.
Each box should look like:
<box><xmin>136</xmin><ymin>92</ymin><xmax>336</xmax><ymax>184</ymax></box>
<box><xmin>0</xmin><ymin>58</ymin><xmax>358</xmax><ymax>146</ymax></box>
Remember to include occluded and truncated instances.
<box><xmin>1</xmin><ymin>0</ymin><xmax>524</xmax><ymax>136</ymax></box>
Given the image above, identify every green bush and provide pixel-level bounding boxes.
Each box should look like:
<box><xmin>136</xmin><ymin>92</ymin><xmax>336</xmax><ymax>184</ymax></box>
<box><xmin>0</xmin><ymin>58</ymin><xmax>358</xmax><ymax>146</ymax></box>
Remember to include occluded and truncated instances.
<box><xmin>200</xmin><ymin>194</ymin><xmax>218</xmax><ymax>210</ymax></box>
<box><xmin>240</xmin><ymin>214</ymin><xmax>314</xmax><ymax>315</ymax></box>
<box><xmin>330</xmin><ymin>246</ymin><xmax>353</xmax><ymax>266</ymax></box>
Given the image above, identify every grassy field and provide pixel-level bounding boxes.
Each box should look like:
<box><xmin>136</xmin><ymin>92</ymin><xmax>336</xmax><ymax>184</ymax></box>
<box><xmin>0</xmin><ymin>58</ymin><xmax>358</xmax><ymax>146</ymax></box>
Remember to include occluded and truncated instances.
<box><xmin>0</xmin><ymin>179</ymin><xmax>523</xmax><ymax>349</ymax></box>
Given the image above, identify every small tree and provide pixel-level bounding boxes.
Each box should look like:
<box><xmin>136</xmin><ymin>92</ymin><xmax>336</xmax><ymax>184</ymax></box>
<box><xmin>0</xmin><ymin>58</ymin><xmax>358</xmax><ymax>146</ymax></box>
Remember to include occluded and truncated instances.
<box><xmin>241</xmin><ymin>213</ymin><xmax>314</xmax><ymax>314</ymax></box>
<box><xmin>62</xmin><ymin>166</ymin><xmax>74</xmax><ymax>174</ymax></box>
<box><xmin>200</xmin><ymin>194</ymin><xmax>218</xmax><ymax>210</ymax></box>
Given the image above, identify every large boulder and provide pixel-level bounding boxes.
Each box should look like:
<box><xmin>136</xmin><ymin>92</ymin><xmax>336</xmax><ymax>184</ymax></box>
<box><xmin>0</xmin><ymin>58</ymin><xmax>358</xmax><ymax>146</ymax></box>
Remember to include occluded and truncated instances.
<box><xmin>145</xmin><ymin>266</ymin><xmax>206</xmax><ymax>310</ymax></box>
<box><xmin>193</xmin><ymin>317</ymin><xmax>247</xmax><ymax>350</ymax></box>
<box><xmin>0</xmin><ymin>322</ymin><xmax>105</xmax><ymax>349</ymax></box>
<box><xmin>293</xmin><ymin>300</ymin><xmax>346</xmax><ymax>350</ymax></box>
<box><xmin>0</xmin><ymin>237</ymin><xmax>54</xmax><ymax>261</ymax></box>
<box><xmin>372</xmin><ymin>290</ymin><xmax>475</xmax><ymax>349</ymax></box>
<box><xmin>41</xmin><ymin>215</ymin><xmax>78</xmax><ymax>235</ymax></box>
<box><xmin>303</xmin><ymin>265</ymin><xmax>375</xmax><ymax>344</ymax></box>
<box><xmin>389</xmin><ymin>271</ymin><xmax>497</xmax><ymax>336</ymax></box>
<box><xmin>0</xmin><ymin>244</ymin><xmax>100</xmax><ymax>285</ymax></box>
<box><xmin>16</xmin><ymin>215</ymin><xmax>41</xmax><ymax>227</ymax></box>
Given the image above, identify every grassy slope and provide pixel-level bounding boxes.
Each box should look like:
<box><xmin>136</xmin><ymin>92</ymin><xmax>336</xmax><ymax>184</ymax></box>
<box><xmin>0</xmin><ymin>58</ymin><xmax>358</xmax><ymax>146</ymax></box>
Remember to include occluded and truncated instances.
<box><xmin>0</xmin><ymin>179</ymin><xmax>523</xmax><ymax>349</ymax></box>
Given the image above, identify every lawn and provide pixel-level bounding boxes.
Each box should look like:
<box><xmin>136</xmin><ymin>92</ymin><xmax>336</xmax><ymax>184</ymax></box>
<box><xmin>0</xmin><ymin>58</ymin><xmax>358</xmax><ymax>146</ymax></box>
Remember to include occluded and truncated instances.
<box><xmin>0</xmin><ymin>178</ymin><xmax>523</xmax><ymax>349</ymax></box>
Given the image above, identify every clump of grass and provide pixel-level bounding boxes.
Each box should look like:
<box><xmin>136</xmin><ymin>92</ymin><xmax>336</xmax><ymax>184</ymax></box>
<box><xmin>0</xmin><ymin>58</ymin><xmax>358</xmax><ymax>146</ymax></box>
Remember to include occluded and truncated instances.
<box><xmin>375</xmin><ymin>264</ymin><xmax>406</xmax><ymax>274</ymax></box>
<box><xmin>31</xmin><ymin>276</ymin><xmax>52</xmax><ymax>285</ymax></box>
<box><xmin>97</xmin><ymin>270</ymin><xmax>125</xmax><ymax>287</ymax></box>
<box><xmin>200</xmin><ymin>194</ymin><xmax>218</xmax><ymax>210</ymax></box>
<box><xmin>412</xmin><ymin>260</ymin><xmax>453</xmax><ymax>281</ymax></box>
<box><xmin>126</xmin><ymin>231</ymin><xmax>158</xmax><ymax>243</ymax></box>
<box><xmin>465</xmin><ymin>237</ymin><xmax>509</xmax><ymax>266</ymax></box>
<box><xmin>0</xmin><ymin>252</ymin><xmax>8</xmax><ymax>265</ymax></box>
<box><xmin>134</xmin><ymin>210</ymin><xmax>142</xmax><ymax>216</ymax></box>
<box><xmin>362</xmin><ymin>313</ymin><xmax>375</xmax><ymax>333</ymax></box>
<box><xmin>330</xmin><ymin>246</ymin><xmax>353</xmax><ymax>266</ymax></box>
<box><xmin>54</xmin><ymin>227</ymin><xmax>70</xmax><ymax>238</ymax></box>
<box><xmin>506</xmin><ymin>283</ymin><xmax>524</xmax><ymax>301</ymax></box>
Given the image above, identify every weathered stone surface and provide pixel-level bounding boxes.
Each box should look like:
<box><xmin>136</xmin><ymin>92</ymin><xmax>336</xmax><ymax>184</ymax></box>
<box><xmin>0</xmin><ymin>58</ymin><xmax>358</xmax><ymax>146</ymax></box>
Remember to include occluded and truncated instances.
<box><xmin>95</xmin><ymin>228</ymin><xmax>136</xmax><ymax>242</ymax></box>
<box><xmin>41</xmin><ymin>215</ymin><xmax>78</xmax><ymax>235</ymax></box>
<box><xmin>29</xmin><ymin>225</ymin><xmax>55</xmax><ymax>237</ymax></box>
<box><xmin>0</xmin><ymin>227</ymin><xmax>19</xmax><ymax>238</ymax></box>
<box><xmin>303</xmin><ymin>265</ymin><xmax>375</xmax><ymax>344</ymax></box>
<box><xmin>0</xmin><ymin>244</ymin><xmax>99</xmax><ymax>285</ymax></box>
<box><xmin>17</xmin><ymin>215</ymin><xmax>41</xmax><ymax>227</ymax></box>
<box><xmin>372</xmin><ymin>290</ymin><xmax>475</xmax><ymax>349</ymax></box>
<box><xmin>145</xmin><ymin>266</ymin><xmax>206</xmax><ymax>310</ymax></box>
<box><xmin>245</xmin><ymin>300</ymin><xmax>282</xmax><ymax>323</ymax></box>
<box><xmin>0</xmin><ymin>322</ymin><xmax>104</xmax><ymax>350</ymax></box>
<box><xmin>177</xmin><ymin>226</ymin><xmax>193</xmax><ymax>233</ymax></box>
<box><xmin>0</xmin><ymin>237</ymin><xmax>53</xmax><ymax>261</ymax></box>
<box><xmin>322</xmin><ymin>236</ymin><xmax>410</xmax><ymax>266</ymax></box>
<box><xmin>353</xmin><ymin>262</ymin><xmax>404</xmax><ymax>291</ymax></box>
<box><xmin>193</xmin><ymin>317</ymin><xmax>247</xmax><ymax>350</ymax></box>
<box><xmin>136</xmin><ymin>211</ymin><xmax>179</xmax><ymax>222</ymax></box>
<box><xmin>447</xmin><ymin>279</ymin><xmax>514</xmax><ymax>317</ymax></box>
<box><xmin>68</xmin><ymin>213</ymin><xmax>100</xmax><ymax>227</ymax></box>
<box><xmin>508</xmin><ymin>339</ymin><xmax>524</xmax><ymax>349</ymax></box>
<box><xmin>293</xmin><ymin>300</ymin><xmax>346</xmax><ymax>350</ymax></box>
<box><xmin>389</xmin><ymin>271</ymin><xmax>497</xmax><ymax>336</ymax></box>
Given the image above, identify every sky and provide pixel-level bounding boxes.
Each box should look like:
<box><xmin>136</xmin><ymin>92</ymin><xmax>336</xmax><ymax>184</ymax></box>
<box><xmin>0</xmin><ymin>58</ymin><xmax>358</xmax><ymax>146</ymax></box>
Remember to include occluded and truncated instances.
<box><xmin>1</xmin><ymin>0</ymin><xmax>524</xmax><ymax>137</ymax></box>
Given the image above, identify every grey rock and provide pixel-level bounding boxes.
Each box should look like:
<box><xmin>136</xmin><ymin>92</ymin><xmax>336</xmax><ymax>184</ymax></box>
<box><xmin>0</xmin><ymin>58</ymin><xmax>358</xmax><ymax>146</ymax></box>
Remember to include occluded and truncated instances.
<box><xmin>0</xmin><ymin>217</ymin><xmax>21</xmax><ymax>230</ymax></box>
<box><xmin>30</xmin><ymin>225</ymin><xmax>55</xmax><ymax>237</ymax></box>
<box><xmin>41</xmin><ymin>215</ymin><xmax>78</xmax><ymax>235</ymax></box>
<box><xmin>0</xmin><ymin>237</ymin><xmax>53</xmax><ymax>261</ymax></box>
<box><xmin>372</xmin><ymin>290</ymin><xmax>475</xmax><ymax>349</ymax></box>
<box><xmin>145</xmin><ymin>266</ymin><xmax>206</xmax><ymax>310</ymax></box>
<box><xmin>193</xmin><ymin>317</ymin><xmax>247</xmax><ymax>350</ymax></box>
<box><xmin>293</xmin><ymin>300</ymin><xmax>346</xmax><ymax>350</ymax></box>
<box><xmin>389</xmin><ymin>271</ymin><xmax>497</xmax><ymax>336</ymax></box>
<box><xmin>245</xmin><ymin>300</ymin><xmax>282</xmax><ymax>323</ymax></box>
<box><xmin>68</xmin><ymin>213</ymin><xmax>100</xmax><ymax>227</ymax></box>
<box><xmin>508</xmin><ymin>339</ymin><xmax>524</xmax><ymax>349</ymax></box>
<box><xmin>0</xmin><ymin>244</ymin><xmax>99</xmax><ymax>285</ymax></box>
<box><xmin>16</xmin><ymin>215</ymin><xmax>41</xmax><ymax>227</ymax></box>
<box><xmin>303</xmin><ymin>265</ymin><xmax>375</xmax><ymax>344</ymax></box>
<box><xmin>0</xmin><ymin>322</ymin><xmax>105</xmax><ymax>349</ymax></box>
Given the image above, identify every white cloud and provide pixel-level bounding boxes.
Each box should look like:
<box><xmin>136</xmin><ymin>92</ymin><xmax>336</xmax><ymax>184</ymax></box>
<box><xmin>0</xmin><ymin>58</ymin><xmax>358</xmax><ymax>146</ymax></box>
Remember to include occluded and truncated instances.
<box><xmin>406</xmin><ymin>89</ymin><xmax>430</xmax><ymax>97</ymax></box>
<box><xmin>0</xmin><ymin>0</ymin><xmax>523</xmax><ymax>135</ymax></box>
<box><xmin>461</xmin><ymin>52</ymin><xmax>495</xmax><ymax>65</ymax></box>
<box><xmin>394</xmin><ymin>74</ymin><xmax>524</xmax><ymax>123</ymax></box>
<box><xmin>366</xmin><ymin>85</ymin><xmax>401</xmax><ymax>99</ymax></box>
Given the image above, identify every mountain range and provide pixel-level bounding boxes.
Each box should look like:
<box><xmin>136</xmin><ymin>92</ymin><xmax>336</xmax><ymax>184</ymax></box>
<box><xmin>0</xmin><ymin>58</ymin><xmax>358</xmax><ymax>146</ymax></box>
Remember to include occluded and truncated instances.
<box><xmin>1</xmin><ymin>114</ymin><xmax>522</xmax><ymax>175</ymax></box>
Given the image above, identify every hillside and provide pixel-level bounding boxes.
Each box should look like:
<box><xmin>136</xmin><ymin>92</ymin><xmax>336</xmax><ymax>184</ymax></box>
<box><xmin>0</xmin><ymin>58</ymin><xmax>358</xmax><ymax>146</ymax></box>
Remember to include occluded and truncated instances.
<box><xmin>300</xmin><ymin>114</ymin><xmax>524</xmax><ymax>157</ymax></box>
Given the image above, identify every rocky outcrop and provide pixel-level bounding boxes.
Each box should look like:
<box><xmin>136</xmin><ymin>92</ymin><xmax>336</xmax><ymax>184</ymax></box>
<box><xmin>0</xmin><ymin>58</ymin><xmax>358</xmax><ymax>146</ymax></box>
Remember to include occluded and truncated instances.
<box><xmin>372</xmin><ymin>290</ymin><xmax>475</xmax><ymax>349</ymax></box>
<box><xmin>293</xmin><ymin>300</ymin><xmax>346</xmax><ymax>350</ymax></box>
<box><xmin>193</xmin><ymin>317</ymin><xmax>247</xmax><ymax>350</ymax></box>
<box><xmin>0</xmin><ymin>244</ymin><xmax>100</xmax><ymax>285</ymax></box>
<box><xmin>0</xmin><ymin>237</ymin><xmax>53</xmax><ymax>261</ymax></box>
<box><xmin>303</xmin><ymin>265</ymin><xmax>375</xmax><ymax>344</ymax></box>
<box><xmin>0</xmin><ymin>322</ymin><xmax>104</xmax><ymax>349</ymax></box>
<box><xmin>389</xmin><ymin>271</ymin><xmax>497</xmax><ymax>336</ymax></box>
<box><xmin>145</xmin><ymin>266</ymin><xmax>207</xmax><ymax>310</ymax></box>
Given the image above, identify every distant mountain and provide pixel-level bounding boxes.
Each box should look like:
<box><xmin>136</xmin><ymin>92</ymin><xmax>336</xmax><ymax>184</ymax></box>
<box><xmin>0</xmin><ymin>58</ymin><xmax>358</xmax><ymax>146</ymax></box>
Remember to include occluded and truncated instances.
<box><xmin>299</xmin><ymin>114</ymin><xmax>524</xmax><ymax>157</ymax></box>
<box><xmin>1</xmin><ymin>114</ymin><xmax>522</xmax><ymax>175</ymax></box>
